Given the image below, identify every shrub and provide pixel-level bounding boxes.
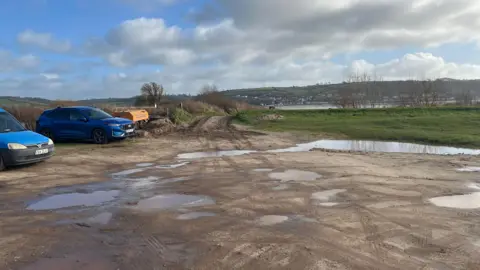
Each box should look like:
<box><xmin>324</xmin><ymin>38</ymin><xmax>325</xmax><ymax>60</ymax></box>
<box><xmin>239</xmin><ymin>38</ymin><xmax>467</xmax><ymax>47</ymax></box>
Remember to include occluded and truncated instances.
<box><xmin>180</xmin><ymin>100</ymin><xmax>224</xmax><ymax>115</ymax></box>
<box><xmin>4</xmin><ymin>106</ymin><xmax>44</xmax><ymax>130</ymax></box>
<box><xmin>170</xmin><ymin>108</ymin><xmax>193</xmax><ymax>124</ymax></box>
<box><xmin>195</xmin><ymin>91</ymin><xmax>238</xmax><ymax>114</ymax></box>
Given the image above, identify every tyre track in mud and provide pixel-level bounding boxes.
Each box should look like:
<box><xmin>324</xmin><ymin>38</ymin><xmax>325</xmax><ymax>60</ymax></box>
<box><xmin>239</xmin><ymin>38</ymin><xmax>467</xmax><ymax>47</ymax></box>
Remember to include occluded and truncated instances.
<box><xmin>185</xmin><ymin>116</ymin><xmax>405</xmax><ymax>269</ymax></box>
<box><xmin>113</xmin><ymin>116</ymin><xmax>248</xmax><ymax>269</ymax></box>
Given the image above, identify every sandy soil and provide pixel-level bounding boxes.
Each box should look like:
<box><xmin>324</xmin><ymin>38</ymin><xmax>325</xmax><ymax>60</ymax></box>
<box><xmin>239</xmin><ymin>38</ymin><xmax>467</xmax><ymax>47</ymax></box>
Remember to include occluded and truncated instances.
<box><xmin>1</xmin><ymin>117</ymin><xmax>480</xmax><ymax>269</ymax></box>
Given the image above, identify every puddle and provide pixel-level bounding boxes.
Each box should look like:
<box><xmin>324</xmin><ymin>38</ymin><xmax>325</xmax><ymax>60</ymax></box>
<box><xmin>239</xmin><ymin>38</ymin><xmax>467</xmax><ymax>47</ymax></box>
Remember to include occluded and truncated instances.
<box><xmin>27</xmin><ymin>190</ymin><xmax>120</xmax><ymax>211</ymax></box>
<box><xmin>256</xmin><ymin>215</ymin><xmax>289</xmax><ymax>226</ymax></box>
<box><xmin>176</xmin><ymin>212</ymin><xmax>216</xmax><ymax>220</ymax></box>
<box><xmin>111</xmin><ymin>168</ymin><xmax>146</xmax><ymax>177</ymax></box>
<box><xmin>177</xmin><ymin>150</ymin><xmax>256</xmax><ymax>160</ymax></box>
<box><xmin>468</xmin><ymin>183</ymin><xmax>480</xmax><ymax>190</ymax></box>
<box><xmin>86</xmin><ymin>212</ymin><xmax>113</xmax><ymax>225</ymax></box>
<box><xmin>135</xmin><ymin>194</ymin><xmax>215</xmax><ymax>211</ymax></box>
<box><xmin>269</xmin><ymin>169</ymin><xmax>321</xmax><ymax>182</ymax></box>
<box><xmin>457</xmin><ymin>167</ymin><xmax>480</xmax><ymax>172</ymax></box>
<box><xmin>253</xmin><ymin>168</ymin><xmax>274</xmax><ymax>172</ymax></box>
<box><xmin>127</xmin><ymin>176</ymin><xmax>160</xmax><ymax>189</ymax></box>
<box><xmin>311</xmin><ymin>189</ymin><xmax>346</xmax><ymax>201</ymax></box>
<box><xmin>317</xmin><ymin>202</ymin><xmax>339</xmax><ymax>207</ymax></box>
<box><xmin>136</xmin><ymin>163</ymin><xmax>154</xmax><ymax>167</ymax></box>
<box><xmin>272</xmin><ymin>184</ymin><xmax>290</xmax><ymax>191</ymax></box>
<box><xmin>268</xmin><ymin>140</ymin><xmax>480</xmax><ymax>155</ymax></box>
<box><xmin>429</xmin><ymin>192</ymin><xmax>480</xmax><ymax>209</ymax></box>
<box><xmin>156</xmin><ymin>162</ymin><xmax>189</xmax><ymax>169</ymax></box>
<box><xmin>158</xmin><ymin>177</ymin><xmax>191</xmax><ymax>185</ymax></box>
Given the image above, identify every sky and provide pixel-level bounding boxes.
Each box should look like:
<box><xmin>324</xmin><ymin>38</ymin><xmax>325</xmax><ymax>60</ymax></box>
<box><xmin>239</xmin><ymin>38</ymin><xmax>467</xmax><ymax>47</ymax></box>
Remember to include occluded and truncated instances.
<box><xmin>2</xmin><ymin>0</ymin><xmax>480</xmax><ymax>99</ymax></box>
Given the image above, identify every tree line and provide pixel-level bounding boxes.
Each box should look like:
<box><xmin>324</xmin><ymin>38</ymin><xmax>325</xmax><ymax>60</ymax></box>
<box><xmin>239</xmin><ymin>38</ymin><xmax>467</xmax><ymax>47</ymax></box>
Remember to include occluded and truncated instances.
<box><xmin>331</xmin><ymin>73</ymin><xmax>478</xmax><ymax>108</ymax></box>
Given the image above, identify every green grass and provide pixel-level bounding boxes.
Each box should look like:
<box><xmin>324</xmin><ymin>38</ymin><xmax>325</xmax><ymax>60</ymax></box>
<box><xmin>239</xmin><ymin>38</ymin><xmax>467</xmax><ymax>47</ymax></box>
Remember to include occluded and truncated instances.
<box><xmin>235</xmin><ymin>107</ymin><xmax>480</xmax><ymax>148</ymax></box>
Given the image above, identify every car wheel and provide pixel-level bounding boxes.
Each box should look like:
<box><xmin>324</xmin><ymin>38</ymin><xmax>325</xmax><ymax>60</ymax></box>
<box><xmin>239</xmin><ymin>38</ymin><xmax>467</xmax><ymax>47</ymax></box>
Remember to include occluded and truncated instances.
<box><xmin>92</xmin><ymin>128</ymin><xmax>108</xmax><ymax>144</ymax></box>
<box><xmin>0</xmin><ymin>156</ymin><xmax>5</xmax><ymax>172</ymax></box>
<box><xmin>40</xmin><ymin>128</ymin><xmax>54</xmax><ymax>141</ymax></box>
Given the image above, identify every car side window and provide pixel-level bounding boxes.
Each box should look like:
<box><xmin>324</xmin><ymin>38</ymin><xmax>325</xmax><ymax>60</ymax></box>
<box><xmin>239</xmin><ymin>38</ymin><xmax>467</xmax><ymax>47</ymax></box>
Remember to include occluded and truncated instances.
<box><xmin>48</xmin><ymin>109</ymin><xmax>69</xmax><ymax>120</ymax></box>
<box><xmin>69</xmin><ymin>110</ymin><xmax>86</xmax><ymax>121</ymax></box>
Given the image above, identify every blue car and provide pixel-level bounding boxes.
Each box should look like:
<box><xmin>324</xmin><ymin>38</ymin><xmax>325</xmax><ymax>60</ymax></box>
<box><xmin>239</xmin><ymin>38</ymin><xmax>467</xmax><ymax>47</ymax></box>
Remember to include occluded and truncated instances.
<box><xmin>0</xmin><ymin>107</ymin><xmax>54</xmax><ymax>171</ymax></box>
<box><xmin>36</xmin><ymin>106</ymin><xmax>135</xmax><ymax>144</ymax></box>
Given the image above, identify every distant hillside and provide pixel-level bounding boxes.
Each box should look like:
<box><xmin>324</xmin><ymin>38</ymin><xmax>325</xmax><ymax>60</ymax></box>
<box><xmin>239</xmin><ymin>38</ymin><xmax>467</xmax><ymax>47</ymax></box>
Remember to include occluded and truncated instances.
<box><xmin>2</xmin><ymin>79</ymin><xmax>480</xmax><ymax>107</ymax></box>
<box><xmin>223</xmin><ymin>79</ymin><xmax>480</xmax><ymax>105</ymax></box>
<box><xmin>0</xmin><ymin>94</ymin><xmax>192</xmax><ymax>107</ymax></box>
<box><xmin>0</xmin><ymin>96</ymin><xmax>52</xmax><ymax>107</ymax></box>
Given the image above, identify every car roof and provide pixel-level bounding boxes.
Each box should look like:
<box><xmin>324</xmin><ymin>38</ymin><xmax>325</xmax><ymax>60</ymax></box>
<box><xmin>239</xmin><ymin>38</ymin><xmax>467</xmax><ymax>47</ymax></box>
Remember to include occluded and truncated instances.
<box><xmin>0</xmin><ymin>107</ymin><xmax>5</xmax><ymax>113</ymax></box>
<box><xmin>56</xmin><ymin>106</ymin><xmax>97</xmax><ymax>110</ymax></box>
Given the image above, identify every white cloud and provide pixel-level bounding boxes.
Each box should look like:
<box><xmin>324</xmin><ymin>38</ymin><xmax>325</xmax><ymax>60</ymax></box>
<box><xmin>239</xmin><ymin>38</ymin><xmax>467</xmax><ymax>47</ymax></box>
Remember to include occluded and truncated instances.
<box><xmin>0</xmin><ymin>50</ymin><xmax>40</xmax><ymax>72</ymax></box>
<box><xmin>5</xmin><ymin>52</ymin><xmax>480</xmax><ymax>99</ymax></box>
<box><xmin>17</xmin><ymin>30</ymin><xmax>71</xmax><ymax>53</ymax></box>
<box><xmin>40</xmin><ymin>73</ymin><xmax>60</xmax><ymax>80</ymax></box>
<box><xmin>7</xmin><ymin>1</ymin><xmax>480</xmax><ymax>98</ymax></box>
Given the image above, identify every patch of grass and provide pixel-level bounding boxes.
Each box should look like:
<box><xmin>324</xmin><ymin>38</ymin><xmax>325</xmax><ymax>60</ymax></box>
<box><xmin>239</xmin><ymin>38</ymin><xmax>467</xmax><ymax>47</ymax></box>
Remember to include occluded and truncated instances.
<box><xmin>171</xmin><ymin>108</ymin><xmax>194</xmax><ymax>124</ymax></box>
<box><xmin>237</xmin><ymin>107</ymin><xmax>480</xmax><ymax>148</ymax></box>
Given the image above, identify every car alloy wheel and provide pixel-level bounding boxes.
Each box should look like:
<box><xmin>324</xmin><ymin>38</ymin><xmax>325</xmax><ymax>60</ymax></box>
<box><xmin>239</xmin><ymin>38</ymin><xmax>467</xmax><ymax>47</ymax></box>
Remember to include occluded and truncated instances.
<box><xmin>92</xmin><ymin>129</ymin><xmax>107</xmax><ymax>144</ymax></box>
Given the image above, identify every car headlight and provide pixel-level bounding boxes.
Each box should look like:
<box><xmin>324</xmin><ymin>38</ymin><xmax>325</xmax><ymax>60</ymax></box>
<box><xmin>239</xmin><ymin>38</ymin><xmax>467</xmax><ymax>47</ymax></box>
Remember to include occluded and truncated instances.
<box><xmin>8</xmin><ymin>143</ymin><xmax>27</xmax><ymax>150</ymax></box>
<box><xmin>107</xmin><ymin>124</ymin><xmax>120</xmax><ymax>127</ymax></box>
<box><xmin>48</xmin><ymin>139</ymin><xmax>54</xmax><ymax>145</ymax></box>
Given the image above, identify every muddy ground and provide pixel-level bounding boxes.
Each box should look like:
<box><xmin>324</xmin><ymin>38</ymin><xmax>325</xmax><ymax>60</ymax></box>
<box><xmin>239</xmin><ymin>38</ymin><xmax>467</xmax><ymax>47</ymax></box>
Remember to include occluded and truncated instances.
<box><xmin>1</xmin><ymin>118</ymin><xmax>480</xmax><ymax>269</ymax></box>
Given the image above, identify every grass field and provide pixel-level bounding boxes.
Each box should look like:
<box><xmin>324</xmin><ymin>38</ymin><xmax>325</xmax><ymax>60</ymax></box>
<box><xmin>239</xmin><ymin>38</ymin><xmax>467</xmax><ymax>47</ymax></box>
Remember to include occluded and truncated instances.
<box><xmin>235</xmin><ymin>107</ymin><xmax>480</xmax><ymax>148</ymax></box>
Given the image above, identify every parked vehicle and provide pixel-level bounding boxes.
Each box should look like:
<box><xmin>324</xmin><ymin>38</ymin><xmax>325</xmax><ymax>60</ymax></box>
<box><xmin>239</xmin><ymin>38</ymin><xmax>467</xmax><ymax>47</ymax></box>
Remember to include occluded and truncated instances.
<box><xmin>36</xmin><ymin>106</ymin><xmax>135</xmax><ymax>144</ymax></box>
<box><xmin>0</xmin><ymin>107</ymin><xmax>54</xmax><ymax>171</ymax></box>
<box><xmin>111</xmin><ymin>109</ymin><xmax>149</xmax><ymax>129</ymax></box>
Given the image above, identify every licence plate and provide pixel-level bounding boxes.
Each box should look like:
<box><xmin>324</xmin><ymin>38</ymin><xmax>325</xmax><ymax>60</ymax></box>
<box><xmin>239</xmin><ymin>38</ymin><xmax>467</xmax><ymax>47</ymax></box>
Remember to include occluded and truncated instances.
<box><xmin>35</xmin><ymin>149</ymin><xmax>49</xmax><ymax>155</ymax></box>
<box><xmin>126</xmin><ymin>128</ymin><xmax>134</xmax><ymax>133</ymax></box>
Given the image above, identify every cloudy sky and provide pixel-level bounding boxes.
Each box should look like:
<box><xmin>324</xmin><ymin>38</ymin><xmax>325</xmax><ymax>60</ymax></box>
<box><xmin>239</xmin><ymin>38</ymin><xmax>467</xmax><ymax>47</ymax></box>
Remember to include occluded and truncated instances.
<box><xmin>2</xmin><ymin>0</ymin><xmax>480</xmax><ymax>99</ymax></box>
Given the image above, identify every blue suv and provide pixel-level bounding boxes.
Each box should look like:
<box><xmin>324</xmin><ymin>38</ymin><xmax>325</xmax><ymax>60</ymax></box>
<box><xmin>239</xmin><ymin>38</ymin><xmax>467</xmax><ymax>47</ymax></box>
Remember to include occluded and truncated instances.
<box><xmin>36</xmin><ymin>106</ymin><xmax>135</xmax><ymax>144</ymax></box>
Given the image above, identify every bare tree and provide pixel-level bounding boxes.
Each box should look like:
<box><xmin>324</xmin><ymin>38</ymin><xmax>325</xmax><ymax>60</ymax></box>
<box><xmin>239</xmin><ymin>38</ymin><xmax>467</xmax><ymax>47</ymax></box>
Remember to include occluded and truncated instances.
<box><xmin>334</xmin><ymin>72</ymin><xmax>384</xmax><ymax>108</ymax></box>
<box><xmin>140</xmin><ymin>82</ymin><xmax>164</xmax><ymax>107</ymax></box>
<box><xmin>200</xmin><ymin>84</ymin><xmax>219</xmax><ymax>94</ymax></box>
<box><xmin>455</xmin><ymin>89</ymin><xmax>475</xmax><ymax>105</ymax></box>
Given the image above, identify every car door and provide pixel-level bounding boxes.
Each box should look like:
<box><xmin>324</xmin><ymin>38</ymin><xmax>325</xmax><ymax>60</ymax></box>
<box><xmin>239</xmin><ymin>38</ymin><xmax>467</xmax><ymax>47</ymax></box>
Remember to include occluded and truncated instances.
<box><xmin>68</xmin><ymin>109</ymin><xmax>89</xmax><ymax>139</ymax></box>
<box><xmin>49</xmin><ymin>109</ymin><xmax>71</xmax><ymax>138</ymax></box>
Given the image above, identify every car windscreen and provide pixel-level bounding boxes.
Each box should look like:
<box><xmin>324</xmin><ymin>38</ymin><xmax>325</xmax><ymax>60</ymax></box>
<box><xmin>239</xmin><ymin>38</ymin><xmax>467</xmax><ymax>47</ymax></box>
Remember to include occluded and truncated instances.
<box><xmin>82</xmin><ymin>108</ymin><xmax>113</xmax><ymax>120</ymax></box>
<box><xmin>0</xmin><ymin>112</ymin><xmax>26</xmax><ymax>133</ymax></box>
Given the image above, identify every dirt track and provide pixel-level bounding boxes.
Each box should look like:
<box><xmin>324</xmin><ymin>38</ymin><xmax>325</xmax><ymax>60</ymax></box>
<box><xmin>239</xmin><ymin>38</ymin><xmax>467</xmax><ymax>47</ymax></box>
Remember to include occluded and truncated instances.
<box><xmin>1</xmin><ymin>117</ymin><xmax>480</xmax><ymax>269</ymax></box>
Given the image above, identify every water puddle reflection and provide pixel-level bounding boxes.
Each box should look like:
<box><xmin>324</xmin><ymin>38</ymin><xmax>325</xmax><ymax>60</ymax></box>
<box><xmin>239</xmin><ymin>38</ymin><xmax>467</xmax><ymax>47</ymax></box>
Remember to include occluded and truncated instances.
<box><xmin>177</xmin><ymin>150</ymin><xmax>256</xmax><ymax>159</ymax></box>
<box><xmin>429</xmin><ymin>192</ymin><xmax>480</xmax><ymax>209</ymax></box>
<box><xmin>269</xmin><ymin>140</ymin><xmax>480</xmax><ymax>155</ymax></box>
<box><xmin>253</xmin><ymin>168</ymin><xmax>274</xmax><ymax>172</ymax></box>
<box><xmin>256</xmin><ymin>215</ymin><xmax>289</xmax><ymax>226</ymax></box>
<box><xmin>269</xmin><ymin>169</ymin><xmax>321</xmax><ymax>182</ymax></box>
<box><xmin>135</xmin><ymin>194</ymin><xmax>215</xmax><ymax>211</ymax></box>
<box><xmin>457</xmin><ymin>167</ymin><xmax>480</xmax><ymax>172</ymax></box>
<box><xmin>468</xmin><ymin>183</ymin><xmax>480</xmax><ymax>190</ymax></box>
<box><xmin>127</xmin><ymin>176</ymin><xmax>160</xmax><ymax>189</ymax></box>
<box><xmin>158</xmin><ymin>177</ymin><xmax>191</xmax><ymax>185</ymax></box>
<box><xmin>317</xmin><ymin>202</ymin><xmax>339</xmax><ymax>207</ymax></box>
<box><xmin>156</xmin><ymin>162</ymin><xmax>189</xmax><ymax>169</ymax></box>
<box><xmin>176</xmin><ymin>212</ymin><xmax>216</xmax><ymax>220</ymax></box>
<box><xmin>86</xmin><ymin>212</ymin><xmax>113</xmax><ymax>225</ymax></box>
<box><xmin>111</xmin><ymin>168</ymin><xmax>146</xmax><ymax>177</ymax></box>
<box><xmin>27</xmin><ymin>190</ymin><xmax>120</xmax><ymax>211</ymax></box>
<box><xmin>136</xmin><ymin>163</ymin><xmax>154</xmax><ymax>167</ymax></box>
<box><xmin>311</xmin><ymin>189</ymin><xmax>346</xmax><ymax>201</ymax></box>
